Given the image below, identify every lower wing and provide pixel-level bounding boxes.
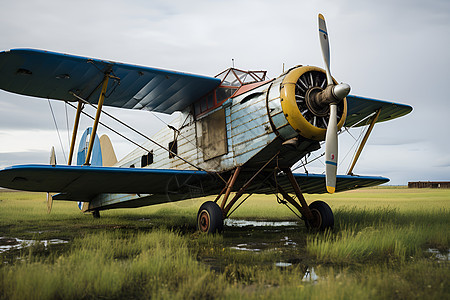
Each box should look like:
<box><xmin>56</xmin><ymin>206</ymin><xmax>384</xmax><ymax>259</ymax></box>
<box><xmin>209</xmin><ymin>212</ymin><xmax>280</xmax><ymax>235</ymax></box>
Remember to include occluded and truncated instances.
<box><xmin>0</xmin><ymin>165</ymin><xmax>388</xmax><ymax>203</ymax></box>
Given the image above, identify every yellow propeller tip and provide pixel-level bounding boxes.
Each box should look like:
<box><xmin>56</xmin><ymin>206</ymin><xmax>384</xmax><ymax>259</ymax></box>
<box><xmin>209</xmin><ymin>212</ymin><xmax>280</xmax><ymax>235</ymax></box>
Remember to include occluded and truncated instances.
<box><xmin>318</xmin><ymin>13</ymin><xmax>325</xmax><ymax>20</ymax></box>
<box><xmin>326</xmin><ymin>186</ymin><xmax>335</xmax><ymax>194</ymax></box>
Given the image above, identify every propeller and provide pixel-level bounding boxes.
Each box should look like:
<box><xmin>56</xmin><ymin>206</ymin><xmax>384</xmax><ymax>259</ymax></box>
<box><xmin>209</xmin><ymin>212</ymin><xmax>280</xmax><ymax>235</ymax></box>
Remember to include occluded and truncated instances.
<box><xmin>318</xmin><ymin>14</ymin><xmax>351</xmax><ymax>193</ymax></box>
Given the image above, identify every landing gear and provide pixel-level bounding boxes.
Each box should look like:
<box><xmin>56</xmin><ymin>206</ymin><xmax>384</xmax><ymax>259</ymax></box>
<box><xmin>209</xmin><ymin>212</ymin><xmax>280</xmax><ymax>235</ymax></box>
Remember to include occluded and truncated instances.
<box><xmin>197</xmin><ymin>201</ymin><xmax>223</xmax><ymax>234</ymax></box>
<box><xmin>92</xmin><ymin>210</ymin><xmax>100</xmax><ymax>219</ymax></box>
<box><xmin>306</xmin><ymin>200</ymin><xmax>334</xmax><ymax>230</ymax></box>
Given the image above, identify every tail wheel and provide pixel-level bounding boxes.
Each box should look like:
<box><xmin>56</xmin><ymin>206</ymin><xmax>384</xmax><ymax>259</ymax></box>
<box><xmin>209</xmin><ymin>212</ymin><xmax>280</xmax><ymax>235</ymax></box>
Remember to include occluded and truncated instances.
<box><xmin>197</xmin><ymin>201</ymin><xmax>223</xmax><ymax>234</ymax></box>
<box><xmin>93</xmin><ymin>210</ymin><xmax>100</xmax><ymax>219</ymax></box>
<box><xmin>306</xmin><ymin>200</ymin><xmax>334</xmax><ymax>230</ymax></box>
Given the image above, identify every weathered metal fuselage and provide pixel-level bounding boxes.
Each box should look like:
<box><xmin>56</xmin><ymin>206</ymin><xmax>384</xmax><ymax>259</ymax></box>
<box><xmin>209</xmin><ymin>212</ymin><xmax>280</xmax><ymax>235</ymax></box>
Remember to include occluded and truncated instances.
<box><xmin>116</xmin><ymin>66</ymin><xmax>345</xmax><ymax>173</ymax></box>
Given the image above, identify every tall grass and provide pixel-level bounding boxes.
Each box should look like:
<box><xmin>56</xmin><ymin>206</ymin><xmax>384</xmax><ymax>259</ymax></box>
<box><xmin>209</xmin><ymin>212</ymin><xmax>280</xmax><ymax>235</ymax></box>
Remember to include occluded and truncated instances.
<box><xmin>307</xmin><ymin>206</ymin><xmax>449</xmax><ymax>264</ymax></box>
<box><xmin>0</xmin><ymin>230</ymin><xmax>229</xmax><ymax>299</ymax></box>
<box><xmin>0</xmin><ymin>188</ymin><xmax>449</xmax><ymax>299</ymax></box>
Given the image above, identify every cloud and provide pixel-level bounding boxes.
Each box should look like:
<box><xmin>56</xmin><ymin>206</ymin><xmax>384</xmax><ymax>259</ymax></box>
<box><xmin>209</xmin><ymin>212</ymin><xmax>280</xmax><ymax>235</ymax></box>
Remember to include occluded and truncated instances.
<box><xmin>0</xmin><ymin>0</ymin><xmax>449</xmax><ymax>185</ymax></box>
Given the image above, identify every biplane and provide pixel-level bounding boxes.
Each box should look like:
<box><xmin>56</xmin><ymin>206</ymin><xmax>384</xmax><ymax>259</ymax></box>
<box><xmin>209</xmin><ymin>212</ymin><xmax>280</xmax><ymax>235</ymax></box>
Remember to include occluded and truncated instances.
<box><xmin>0</xmin><ymin>15</ymin><xmax>412</xmax><ymax>233</ymax></box>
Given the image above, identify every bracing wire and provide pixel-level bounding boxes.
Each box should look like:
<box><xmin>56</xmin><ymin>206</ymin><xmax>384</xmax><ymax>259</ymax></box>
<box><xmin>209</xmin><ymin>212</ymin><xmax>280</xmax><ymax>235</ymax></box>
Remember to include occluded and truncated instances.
<box><xmin>66</xmin><ymin>99</ymin><xmax>206</xmax><ymax>172</ymax></box>
<box><xmin>47</xmin><ymin>99</ymin><xmax>67</xmax><ymax>163</ymax></box>
<box><xmin>64</xmin><ymin>101</ymin><xmax>70</xmax><ymax>148</ymax></box>
<box><xmin>339</xmin><ymin>124</ymin><xmax>366</xmax><ymax>168</ymax></box>
<box><xmin>66</xmin><ymin>102</ymin><xmax>155</xmax><ymax>156</ymax></box>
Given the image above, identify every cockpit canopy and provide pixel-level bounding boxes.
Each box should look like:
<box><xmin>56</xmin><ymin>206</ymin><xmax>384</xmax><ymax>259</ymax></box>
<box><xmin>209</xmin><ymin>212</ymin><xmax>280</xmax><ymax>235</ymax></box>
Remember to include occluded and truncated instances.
<box><xmin>194</xmin><ymin>68</ymin><xmax>268</xmax><ymax>116</ymax></box>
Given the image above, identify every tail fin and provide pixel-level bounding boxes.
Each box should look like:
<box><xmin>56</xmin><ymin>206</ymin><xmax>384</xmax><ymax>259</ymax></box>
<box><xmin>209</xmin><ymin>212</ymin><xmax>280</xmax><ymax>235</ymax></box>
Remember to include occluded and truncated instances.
<box><xmin>99</xmin><ymin>135</ymin><xmax>118</xmax><ymax>166</ymax></box>
<box><xmin>76</xmin><ymin>127</ymin><xmax>102</xmax><ymax>166</ymax></box>
<box><xmin>50</xmin><ymin>146</ymin><xmax>57</xmax><ymax>166</ymax></box>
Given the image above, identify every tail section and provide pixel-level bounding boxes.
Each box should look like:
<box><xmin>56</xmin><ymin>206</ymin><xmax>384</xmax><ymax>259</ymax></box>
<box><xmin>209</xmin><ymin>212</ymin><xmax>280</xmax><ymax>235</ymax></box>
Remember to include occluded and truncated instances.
<box><xmin>76</xmin><ymin>127</ymin><xmax>102</xmax><ymax>166</ymax></box>
<box><xmin>99</xmin><ymin>135</ymin><xmax>118</xmax><ymax>167</ymax></box>
<box><xmin>76</xmin><ymin>128</ymin><xmax>117</xmax><ymax>212</ymax></box>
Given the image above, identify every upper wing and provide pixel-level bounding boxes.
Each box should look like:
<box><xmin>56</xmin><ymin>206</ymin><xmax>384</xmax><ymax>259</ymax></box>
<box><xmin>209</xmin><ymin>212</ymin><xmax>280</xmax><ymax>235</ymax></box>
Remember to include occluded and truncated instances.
<box><xmin>0</xmin><ymin>164</ymin><xmax>212</xmax><ymax>201</ymax></box>
<box><xmin>0</xmin><ymin>49</ymin><xmax>221</xmax><ymax>114</ymax></box>
<box><xmin>345</xmin><ymin>95</ymin><xmax>413</xmax><ymax>127</ymax></box>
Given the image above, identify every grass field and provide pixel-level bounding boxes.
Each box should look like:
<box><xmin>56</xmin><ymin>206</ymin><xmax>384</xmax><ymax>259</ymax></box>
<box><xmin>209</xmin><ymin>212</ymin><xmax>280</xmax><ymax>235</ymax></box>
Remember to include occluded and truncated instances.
<box><xmin>0</xmin><ymin>187</ymin><xmax>449</xmax><ymax>299</ymax></box>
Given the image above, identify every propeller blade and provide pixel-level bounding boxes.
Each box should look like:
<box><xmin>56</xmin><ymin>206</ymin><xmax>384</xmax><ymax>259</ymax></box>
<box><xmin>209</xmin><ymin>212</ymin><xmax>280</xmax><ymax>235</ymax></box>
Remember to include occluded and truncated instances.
<box><xmin>325</xmin><ymin>103</ymin><xmax>338</xmax><ymax>193</ymax></box>
<box><xmin>318</xmin><ymin>14</ymin><xmax>333</xmax><ymax>86</ymax></box>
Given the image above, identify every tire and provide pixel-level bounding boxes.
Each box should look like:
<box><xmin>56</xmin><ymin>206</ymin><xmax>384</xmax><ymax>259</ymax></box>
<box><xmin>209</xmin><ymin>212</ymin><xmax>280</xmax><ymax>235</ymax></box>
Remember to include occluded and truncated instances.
<box><xmin>197</xmin><ymin>201</ymin><xmax>223</xmax><ymax>234</ymax></box>
<box><xmin>306</xmin><ymin>200</ymin><xmax>334</xmax><ymax>230</ymax></box>
<box><xmin>92</xmin><ymin>210</ymin><xmax>100</xmax><ymax>219</ymax></box>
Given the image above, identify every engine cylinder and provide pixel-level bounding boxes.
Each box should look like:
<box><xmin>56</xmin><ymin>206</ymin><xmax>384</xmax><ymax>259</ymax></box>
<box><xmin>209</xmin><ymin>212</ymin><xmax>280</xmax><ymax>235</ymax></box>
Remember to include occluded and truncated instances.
<box><xmin>267</xmin><ymin>66</ymin><xmax>347</xmax><ymax>141</ymax></box>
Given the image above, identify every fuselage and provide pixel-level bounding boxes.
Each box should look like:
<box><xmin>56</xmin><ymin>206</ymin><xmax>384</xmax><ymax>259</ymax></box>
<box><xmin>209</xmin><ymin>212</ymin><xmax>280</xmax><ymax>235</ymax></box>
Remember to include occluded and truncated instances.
<box><xmin>116</xmin><ymin>66</ymin><xmax>341</xmax><ymax>174</ymax></box>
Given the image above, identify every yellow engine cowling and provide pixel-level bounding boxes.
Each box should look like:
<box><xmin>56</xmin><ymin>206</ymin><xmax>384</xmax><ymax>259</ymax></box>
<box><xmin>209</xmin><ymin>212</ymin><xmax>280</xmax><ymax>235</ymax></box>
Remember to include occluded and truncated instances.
<box><xmin>276</xmin><ymin>66</ymin><xmax>347</xmax><ymax>141</ymax></box>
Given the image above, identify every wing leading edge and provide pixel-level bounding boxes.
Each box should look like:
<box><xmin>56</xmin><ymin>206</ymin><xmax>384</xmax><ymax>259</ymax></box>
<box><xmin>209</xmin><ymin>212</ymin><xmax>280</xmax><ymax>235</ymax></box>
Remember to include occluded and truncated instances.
<box><xmin>345</xmin><ymin>95</ymin><xmax>412</xmax><ymax>127</ymax></box>
<box><xmin>0</xmin><ymin>49</ymin><xmax>221</xmax><ymax>114</ymax></box>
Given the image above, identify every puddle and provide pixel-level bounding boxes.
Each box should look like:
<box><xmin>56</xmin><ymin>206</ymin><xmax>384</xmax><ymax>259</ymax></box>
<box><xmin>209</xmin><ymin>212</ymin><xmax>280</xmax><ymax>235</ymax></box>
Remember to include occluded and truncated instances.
<box><xmin>282</xmin><ymin>236</ymin><xmax>297</xmax><ymax>246</ymax></box>
<box><xmin>223</xmin><ymin>219</ymin><xmax>302</xmax><ymax>254</ymax></box>
<box><xmin>427</xmin><ymin>248</ymin><xmax>450</xmax><ymax>261</ymax></box>
<box><xmin>199</xmin><ymin>218</ymin><xmax>307</xmax><ymax>273</ymax></box>
<box><xmin>302</xmin><ymin>267</ymin><xmax>319</xmax><ymax>282</ymax></box>
<box><xmin>0</xmin><ymin>237</ymin><xmax>68</xmax><ymax>253</ymax></box>
<box><xmin>26</xmin><ymin>230</ymin><xmax>60</xmax><ymax>235</ymax></box>
<box><xmin>230</xmin><ymin>242</ymin><xmax>268</xmax><ymax>252</ymax></box>
<box><xmin>224</xmin><ymin>219</ymin><xmax>298</xmax><ymax>227</ymax></box>
<box><xmin>138</xmin><ymin>218</ymin><xmax>152</xmax><ymax>222</ymax></box>
<box><xmin>275</xmin><ymin>262</ymin><xmax>292</xmax><ymax>267</ymax></box>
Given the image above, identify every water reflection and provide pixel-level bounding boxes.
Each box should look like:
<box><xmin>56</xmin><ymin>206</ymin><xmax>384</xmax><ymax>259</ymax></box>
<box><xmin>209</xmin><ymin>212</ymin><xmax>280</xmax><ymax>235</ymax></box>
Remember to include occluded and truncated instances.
<box><xmin>427</xmin><ymin>248</ymin><xmax>450</xmax><ymax>261</ymax></box>
<box><xmin>0</xmin><ymin>237</ymin><xmax>68</xmax><ymax>253</ymax></box>
<box><xmin>224</xmin><ymin>219</ymin><xmax>298</xmax><ymax>227</ymax></box>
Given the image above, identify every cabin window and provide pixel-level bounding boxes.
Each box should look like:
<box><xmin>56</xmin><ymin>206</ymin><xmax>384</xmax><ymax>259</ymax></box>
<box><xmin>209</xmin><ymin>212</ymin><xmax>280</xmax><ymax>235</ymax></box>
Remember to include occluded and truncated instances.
<box><xmin>169</xmin><ymin>141</ymin><xmax>177</xmax><ymax>158</ymax></box>
<box><xmin>216</xmin><ymin>87</ymin><xmax>235</xmax><ymax>103</ymax></box>
<box><xmin>194</xmin><ymin>87</ymin><xmax>237</xmax><ymax>117</ymax></box>
<box><xmin>141</xmin><ymin>152</ymin><xmax>154</xmax><ymax>167</ymax></box>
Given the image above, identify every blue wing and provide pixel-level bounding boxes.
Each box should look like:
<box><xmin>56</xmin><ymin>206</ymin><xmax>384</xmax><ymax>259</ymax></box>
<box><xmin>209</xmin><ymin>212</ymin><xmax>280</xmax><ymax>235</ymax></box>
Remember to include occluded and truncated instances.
<box><xmin>345</xmin><ymin>95</ymin><xmax>413</xmax><ymax>127</ymax></box>
<box><xmin>0</xmin><ymin>164</ymin><xmax>388</xmax><ymax>201</ymax></box>
<box><xmin>290</xmin><ymin>173</ymin><xmax>388</xmax><ymax>194</ymax></box>
<box><xmin>0</xmin><ymin>49</ymin><xmax>221</xmax><ymax>114</ymax></box>
<box><xmin>0</xmin><ymin>164</ymin><xmax>211</xmax><ymax>200</ymax></box>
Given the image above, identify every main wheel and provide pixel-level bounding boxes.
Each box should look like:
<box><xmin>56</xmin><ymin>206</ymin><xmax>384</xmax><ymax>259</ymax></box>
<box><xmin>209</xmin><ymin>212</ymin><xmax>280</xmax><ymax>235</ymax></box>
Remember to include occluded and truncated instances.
<box><xmin>306</xmin><ymin>200</ymin><xmax>334</xmax><ymax>230</ymax></box>
<box><xmin>197</xmin><ymin>201</ymin><xmax>223</xmax><ymax>234</ymax></box>
<box><xmin>92</xmin><ymin>210</ymin><xmax>100</xmax><ymax>219</ymax></box>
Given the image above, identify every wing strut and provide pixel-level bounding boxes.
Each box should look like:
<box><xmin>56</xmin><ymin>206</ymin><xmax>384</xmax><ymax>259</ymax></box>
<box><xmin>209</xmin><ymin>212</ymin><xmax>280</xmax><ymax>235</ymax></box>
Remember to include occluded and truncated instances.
<box><xmin>84</xmin><ymin>75</ymin><xmax>110</xmax><ymax>165</ymax></box>
<box><xmin>347</xmin><ymin>109</ymin><xmax>381</xmax><ymax>175</ymax></box>
<box><xmin>67</xmin><ymin>100</ymin><xmax>83</xmax><ymax>165</ymax></box>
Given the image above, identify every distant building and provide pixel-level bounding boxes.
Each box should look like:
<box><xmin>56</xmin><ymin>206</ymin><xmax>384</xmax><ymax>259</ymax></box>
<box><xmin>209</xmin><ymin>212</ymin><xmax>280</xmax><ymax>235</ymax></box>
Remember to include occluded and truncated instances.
<box><xmin>408</xmin><ymin>181</ymin><xmax>450</xmax><ymax>189</ymax></box>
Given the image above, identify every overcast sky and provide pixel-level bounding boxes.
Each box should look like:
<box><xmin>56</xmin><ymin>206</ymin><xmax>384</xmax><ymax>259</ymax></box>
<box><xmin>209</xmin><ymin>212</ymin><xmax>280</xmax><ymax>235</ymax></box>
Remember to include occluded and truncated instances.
<box><xmin>0</xmin><ymin>0</ymin><xmax>449</xmax><ymax>185</ymax></box>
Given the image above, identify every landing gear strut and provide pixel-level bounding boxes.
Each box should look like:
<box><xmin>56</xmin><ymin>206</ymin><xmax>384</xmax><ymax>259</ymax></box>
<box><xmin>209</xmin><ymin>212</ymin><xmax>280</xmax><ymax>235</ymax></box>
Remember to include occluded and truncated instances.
<box><xmin>196</xmin><ymin>160</ymin><xmax>335</xmax><ymax>233</ymax></box>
